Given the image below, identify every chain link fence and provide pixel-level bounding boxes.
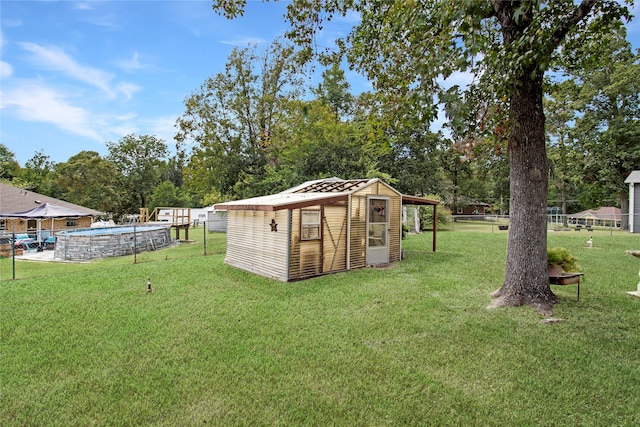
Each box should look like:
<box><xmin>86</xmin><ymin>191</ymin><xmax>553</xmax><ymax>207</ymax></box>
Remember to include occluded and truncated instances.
<box><xmin>447</xmin><ymin>213</ymin><xmax>632</xmax><ymax>235</ymax></box>
<box><xmin>2</xmin><ymin>212</ymin><xmax>637</xmax><ymax>281</ymax></box>
<box><xmin>0</xmin><ymin>222</ymin><xmax>227</xmax><ymax>281</ymax></box>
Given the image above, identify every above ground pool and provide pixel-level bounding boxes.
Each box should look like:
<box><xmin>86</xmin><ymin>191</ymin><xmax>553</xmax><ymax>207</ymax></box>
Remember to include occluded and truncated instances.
<box><xmin>54</xmin><ymin>225</ymin><xmax>172</xmax><ymax>261</ymax></box>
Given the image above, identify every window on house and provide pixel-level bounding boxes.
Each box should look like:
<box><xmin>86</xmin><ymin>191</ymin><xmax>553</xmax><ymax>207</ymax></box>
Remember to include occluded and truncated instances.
<box><xmin>301</xmin><ymin>210</ymin><xmax>321</xmax><ymax>240</ymax></box>
<box><xmin>66</xmin><ymin>219</ymin><xmax>77</xmax><ymax>227</ymax></box>
<box><xmin>0</xmin><ymin>220</ymin><xmax>6</xmax><ymax>231</ymax></box>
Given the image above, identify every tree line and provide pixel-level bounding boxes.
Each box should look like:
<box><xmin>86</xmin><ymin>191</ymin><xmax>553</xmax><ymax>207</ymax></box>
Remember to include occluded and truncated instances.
<box><xmin>0</xmin><ymin>27</ymin><xmax>637</xmax><ymax>226</ymax></box>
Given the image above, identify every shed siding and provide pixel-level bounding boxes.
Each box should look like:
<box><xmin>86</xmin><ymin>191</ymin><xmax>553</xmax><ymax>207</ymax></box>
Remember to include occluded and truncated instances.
<box><xmin>633</xmin><ymin>183</ymin><xmax>640</xmax><ymax>233</ymax></box>
<box><xmin>289</xmin><ymin>210</ymin><xmax>303</xmax><ymax>280</ymax></box>
<box><xmin>225</xmin><ymin>210</ymin><xmax>289</xmax><ymax>281</ymax></box>
<box><xmin>388</xmin><ymin>195</ymin><xmax>402</xmax><ymax>263</ymax></box>
<box><xmin>349</xmin><ymin>194</ymin><xmax>368</xmax><ymax>268</ymax></box>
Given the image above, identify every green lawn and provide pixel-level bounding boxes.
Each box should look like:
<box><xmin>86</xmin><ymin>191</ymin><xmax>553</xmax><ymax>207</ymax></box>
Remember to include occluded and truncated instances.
<box><xmin>2</xmin><ymin>230</ymin><xmax>639</xmax><ymax>425</ymax></box>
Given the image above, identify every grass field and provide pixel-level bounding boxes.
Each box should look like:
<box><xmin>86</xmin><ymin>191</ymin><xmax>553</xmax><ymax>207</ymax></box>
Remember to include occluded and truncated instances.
<box><xmin>2</xmin><ymin>230</ymin><xmax>639</xmax><ymax>425</ymax></box>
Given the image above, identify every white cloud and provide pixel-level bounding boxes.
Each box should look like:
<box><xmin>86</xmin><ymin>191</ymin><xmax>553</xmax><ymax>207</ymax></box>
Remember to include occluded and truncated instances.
<box><xmin>115</xmin><ymin>112</ymin><xmax>138</xmax><ymax>122</ymax></box>
<box><xmin>0</xmin><ymin>81</ymin><xmax>104</xmax><ymax>141</ymax></box>
<box><xmin>114</xmin><ymin>51</ymin><xmax>148</xmax><ymax>73</ymax></box>
<box><xmin>0</xmin><ymin>61</ymin><xmax>12</xmax><ymax>78</ymax></box>
<box><xmin>104</xmin><ymin>114</ymin><xmax>178</xmax><ymax>146</ymax></box>
<box><xmin>73</xmin><ymin>2</ymin><xmax>94</xmax><ymax>11</ymax></box>
<box><xmin>116</xmin><ymin>82</ymin><xmax>141</xmax><ymax>100</ymax></box>
<box><xmin>17</xmin><ymin>42</ymin><xmax>133</xmax><ymax>98</ymax></box>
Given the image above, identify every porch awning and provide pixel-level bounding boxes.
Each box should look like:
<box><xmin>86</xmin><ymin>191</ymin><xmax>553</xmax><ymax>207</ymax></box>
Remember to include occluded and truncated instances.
<box><xmin>0</xmin><ymin>203</ymin><xmax>94</xmax><ymax>218</ymax></box>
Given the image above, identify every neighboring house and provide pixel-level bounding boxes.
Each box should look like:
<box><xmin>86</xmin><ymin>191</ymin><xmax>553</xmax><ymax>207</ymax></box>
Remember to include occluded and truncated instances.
<box><xmin>625</xmin><ymin>171</ymin><xmax>640</xmax><ymax>233</ymax></box>
<box><xmin>189</xmin><ymin>206</ymin><xmax>210</xmax><ymax>226</ymax></box>
<box><xmin>207</xmin><ymin>209</ymin><xmax>227</xmax><ymax>232</ymax></box>
<box><xmin>446</xmin><ymin>197</ymin><xmax>491</xmax><ymax>215</ymax></box>
<box><xmin>0</xmin><ymin>182</ymin><xmax>102</xmax><ymax>236</ymax></box>
<box><xmin>568</xmin><ymin>207</ymin><xmax>622</xmax><ymax>228</ymax></box>
<box><xmin>191</xmin><ymin>206</ymin><xmax>227</xmax><ymax>231</ymax></box>
<box><xmin>215</xmin><ymin>178</ymin><xmax>438</xmax><ymax>282</ymax></box>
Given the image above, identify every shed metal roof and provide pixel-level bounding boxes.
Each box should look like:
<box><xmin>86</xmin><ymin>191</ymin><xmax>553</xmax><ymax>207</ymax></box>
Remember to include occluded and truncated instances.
<box><xmin>215</xmin><ymin>178</ymin><xmax>439</xmax><ymax>211</ymax></box>
<box><xmin>283</xmin><ymin>178</ymin><xmax>375</xmax><ymax>194</ymax></box>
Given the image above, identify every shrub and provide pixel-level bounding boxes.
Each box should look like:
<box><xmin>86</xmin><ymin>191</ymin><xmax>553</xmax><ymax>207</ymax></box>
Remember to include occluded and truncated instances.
<box><xmin>547</xmin><ymin>247</ymin><xmax>581</xmax><ymax>272</ymax></box>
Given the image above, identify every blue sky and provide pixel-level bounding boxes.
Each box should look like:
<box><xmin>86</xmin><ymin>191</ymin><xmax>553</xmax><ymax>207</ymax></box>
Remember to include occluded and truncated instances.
<box><xmin>0</xmin><ymin>0</ymin><xmax>365</xmax><ymax>165</ymax></box>
<box><xmin>1</xmin><ymin>1</ymin><xmax>639</xmax><ymax>166</ymax></box>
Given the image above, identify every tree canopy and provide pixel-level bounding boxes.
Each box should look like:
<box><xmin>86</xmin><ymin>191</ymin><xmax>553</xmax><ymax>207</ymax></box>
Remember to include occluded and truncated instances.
<box><xmin>176</xmin><ymin>39</ymin><xmax>305</xmax><ymax>199</ymax></box>
<box><xmin>106</xmin><ymin>134</ymin><xmax>169</xmax><ymax>213</ymax></box>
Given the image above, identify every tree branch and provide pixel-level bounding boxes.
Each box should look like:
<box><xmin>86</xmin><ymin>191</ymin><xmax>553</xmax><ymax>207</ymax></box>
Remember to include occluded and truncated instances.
<box><xmin>548</xmin><ymin>0</ymin><xmax>598</xmax><ymax>51</ymax></box>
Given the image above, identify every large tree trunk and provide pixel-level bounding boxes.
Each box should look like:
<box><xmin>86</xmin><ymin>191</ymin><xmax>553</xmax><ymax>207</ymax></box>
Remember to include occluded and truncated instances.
<box><xmin>489</xmin><ymin>67</ymin><xmax>557</xmax><ymax>314</ymax></box>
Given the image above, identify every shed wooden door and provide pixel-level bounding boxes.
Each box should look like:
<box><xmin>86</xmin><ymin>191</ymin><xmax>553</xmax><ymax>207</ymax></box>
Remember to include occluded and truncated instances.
<box><xmin>322</xmin><ymin>205</ymin><xmax>348</xmax><ymax>272</ymax></box>
<box><xmin>366</xmin><ymin>197</ymin><xmax>389</xmax><ymax>265</ymax></box>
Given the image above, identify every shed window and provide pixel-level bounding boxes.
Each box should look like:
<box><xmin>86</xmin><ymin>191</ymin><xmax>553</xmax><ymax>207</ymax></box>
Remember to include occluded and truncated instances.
<box><xmin>66</xmin><ymin>219</ymin><xmax>77</xmax><ymax>227</ymax></box>
<box><xmin>301</xmin><ymin>210</ymin><xmax>321</xmax><ymax>240</ymax></box>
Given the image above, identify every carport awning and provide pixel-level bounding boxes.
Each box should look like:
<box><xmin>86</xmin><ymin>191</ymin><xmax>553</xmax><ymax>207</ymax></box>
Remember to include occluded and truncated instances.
<box><xmin>401</xmin><ymin>195</ymin><xmax>439</xmax><ymax>252</ymax></box>
<box><xmin>401</xmin><ymin>195</ymin><xmax>439</xmax><ymax>206</ymax></box>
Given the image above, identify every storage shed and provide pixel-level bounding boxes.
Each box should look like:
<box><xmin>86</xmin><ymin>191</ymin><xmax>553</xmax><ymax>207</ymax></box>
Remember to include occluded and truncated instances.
<box><xmin>214</xmin><ymin>178</ymin><xmax>438</xmax><ymax>281</ymax></box>
<box><xmin>625</xmin><ymin>171</ymin><xmax>640</xmax><ymax>233</ymax></box>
